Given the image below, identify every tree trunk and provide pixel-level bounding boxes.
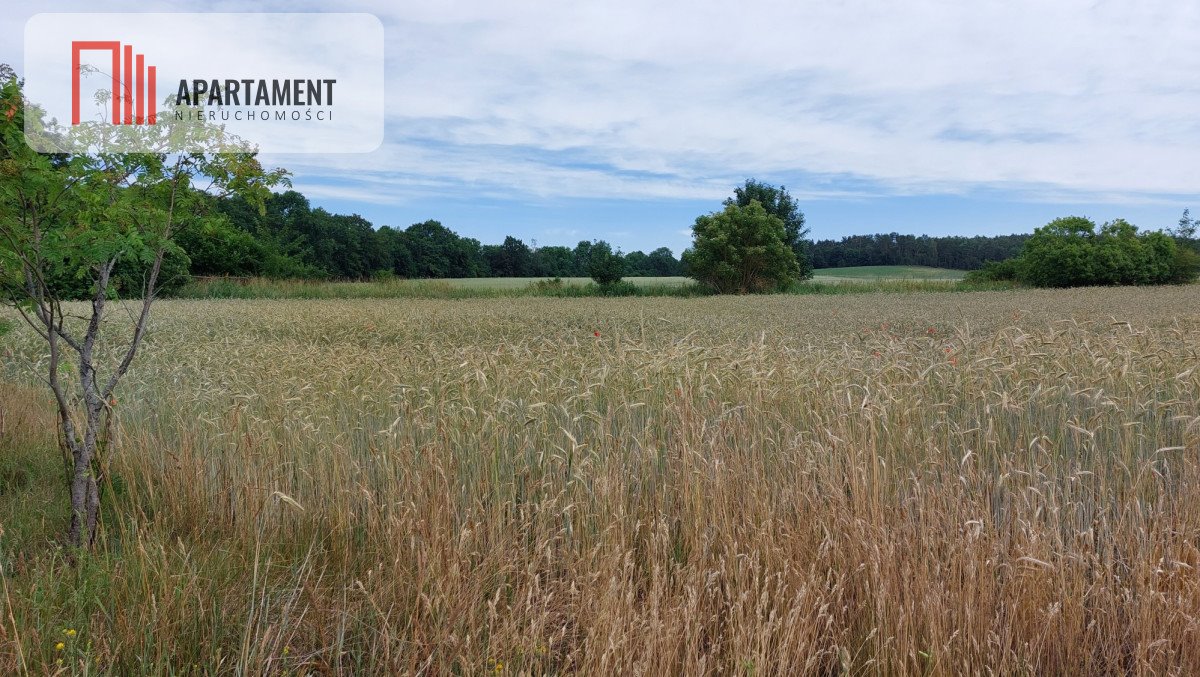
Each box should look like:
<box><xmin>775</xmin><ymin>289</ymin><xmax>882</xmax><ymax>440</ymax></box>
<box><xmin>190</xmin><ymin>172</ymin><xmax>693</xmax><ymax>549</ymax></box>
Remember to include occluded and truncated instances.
<box><xmin>66</xmin><ymin>453</ymin><xmax>100</xmax><ymax>549</ymax></box>
<box><xmin>66</xmin><ymin>405</ymin><xmax>104</xmax><ymax>549</ymax></box>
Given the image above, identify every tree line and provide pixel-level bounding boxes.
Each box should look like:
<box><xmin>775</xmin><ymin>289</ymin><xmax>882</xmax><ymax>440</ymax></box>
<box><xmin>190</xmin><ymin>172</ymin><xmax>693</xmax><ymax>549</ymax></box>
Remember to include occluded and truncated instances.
<box><xmin>809</xmin><ymin>232</ymin><xmax>1030</xmax><ymax>270</ymax></box>
<box><xmin>181</xmin><ymin>190</ymin><xmax>684</xmax><ymax>282</ymax></box>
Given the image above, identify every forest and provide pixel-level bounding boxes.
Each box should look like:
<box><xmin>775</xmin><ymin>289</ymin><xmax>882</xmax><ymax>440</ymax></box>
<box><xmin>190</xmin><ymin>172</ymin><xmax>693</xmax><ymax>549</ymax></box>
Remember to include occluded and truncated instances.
<box><xmin>183</xmin><ymin>190</ymin><xmax>1031</xmax><ymax>282</ymax></box>
<box><xmin>808</xmin><ymin>232</ymin><xmax>1030</xmax><ymax>270</ymax></box>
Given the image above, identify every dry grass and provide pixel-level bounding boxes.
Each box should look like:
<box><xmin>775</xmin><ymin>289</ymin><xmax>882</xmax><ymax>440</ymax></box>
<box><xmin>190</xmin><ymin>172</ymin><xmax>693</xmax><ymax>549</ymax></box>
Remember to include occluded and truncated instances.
<box><xmin>1</xmin><ymin>286</ymin><xmax>1199</xmax><ymax>674</ymax></box>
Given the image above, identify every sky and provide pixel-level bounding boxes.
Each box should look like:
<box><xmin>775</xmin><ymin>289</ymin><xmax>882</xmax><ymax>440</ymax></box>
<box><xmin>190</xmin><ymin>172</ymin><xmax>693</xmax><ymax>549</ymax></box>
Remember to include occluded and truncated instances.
<box><xmin>6</xmin><ymin>1</ymin><xmax>1199</xmax><ymax>255</ymax></box>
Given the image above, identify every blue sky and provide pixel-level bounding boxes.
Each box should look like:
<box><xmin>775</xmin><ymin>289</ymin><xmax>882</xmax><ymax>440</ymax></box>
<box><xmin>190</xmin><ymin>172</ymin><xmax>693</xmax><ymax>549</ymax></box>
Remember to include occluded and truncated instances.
<box><xmin>7</xmin><ymin>1</ymin><xmax>1199</xmax><ymax>256</ymax></box>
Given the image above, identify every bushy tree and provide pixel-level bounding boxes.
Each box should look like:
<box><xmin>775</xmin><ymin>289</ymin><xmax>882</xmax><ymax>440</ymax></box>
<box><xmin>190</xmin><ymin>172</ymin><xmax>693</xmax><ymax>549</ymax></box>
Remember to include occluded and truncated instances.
<box><xmin>174</xmin><ymin>217</ymin><xmax>266</xmax><ymax>277</ymax></box>
<box><xmin>1017</xmin><ymin>216</ymin><xmax>1195</xmax><ymax>287</ymax></box>
<box><xmin>1018</xmin><ymin>216</ymin><xmax>1102</xmax><ymax>287</ymax></box>
<box><xmin>587</xmin><ymin>240</ymin><xmax>625</xmax><ymax>286</ymax></box>
<box><xmin>645</xmin><ymin>247</ymin><xmax>682</xmax><ymax>276</ymax></box>
<box><xmin>531</xmin><ymin>245</ymin><xmax>575</xmax><ymax>277</ymax></box>
<box><xmin>404</xmin><ymin>220</ymin><xmax>486</xmax><ymax>278</ymax></box>
<box><xmin>684</xmin><ymin>200</ymin><xmax>800</xmax><ymax>293</ymax></box>
<box><xmin>724</xmin><ymin>179</ymin><xmax>812</xmax><ymax>278</ymax></box>
<box><xmin>572</xmin><ymin>240</ymin><xmax>595</xmax><ymax>276</ymax></box>
<box><xmin>483</xmin><ymin>235</ymin><xmax>533</xmax><ymax>276</ymax></box>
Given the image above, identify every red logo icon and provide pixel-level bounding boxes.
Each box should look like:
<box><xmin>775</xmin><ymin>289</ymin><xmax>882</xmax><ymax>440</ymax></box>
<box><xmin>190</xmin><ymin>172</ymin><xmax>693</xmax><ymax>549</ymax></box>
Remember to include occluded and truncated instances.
<box><xmin>71</xmin><ymin>41</ymin><xmax>156</xmax><ymax>125</ymax></box>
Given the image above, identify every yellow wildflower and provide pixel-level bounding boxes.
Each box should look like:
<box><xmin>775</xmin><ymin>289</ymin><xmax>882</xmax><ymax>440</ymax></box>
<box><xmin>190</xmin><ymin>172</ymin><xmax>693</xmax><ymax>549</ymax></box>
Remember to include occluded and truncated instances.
<box><xmin>55</xmin><ymin>642</ymin><xmax>65</xmax><ymax>651</ymax></box>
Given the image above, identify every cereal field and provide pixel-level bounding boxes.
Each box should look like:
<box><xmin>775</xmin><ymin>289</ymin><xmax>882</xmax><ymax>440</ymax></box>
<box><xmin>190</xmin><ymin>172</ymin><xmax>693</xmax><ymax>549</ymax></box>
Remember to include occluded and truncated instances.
<box><xmin>1</xmin><ymin>286</ymin><xmax>1200</xmax><ymax>674</ymax></box>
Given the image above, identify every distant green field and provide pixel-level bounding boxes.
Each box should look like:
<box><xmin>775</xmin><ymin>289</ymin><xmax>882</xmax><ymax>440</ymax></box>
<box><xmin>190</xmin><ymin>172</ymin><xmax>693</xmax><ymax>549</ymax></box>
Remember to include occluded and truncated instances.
<box><xmin>812</xmin><ymin>265</ymin><xmax>966</xmax><ymax>281</ymax></box>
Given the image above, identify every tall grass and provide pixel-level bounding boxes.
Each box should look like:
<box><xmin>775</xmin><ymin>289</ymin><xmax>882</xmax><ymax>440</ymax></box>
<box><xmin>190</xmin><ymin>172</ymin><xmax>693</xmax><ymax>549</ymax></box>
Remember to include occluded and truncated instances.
<box><xmin>1</xmin><ymin>286</ymin><xmax>1199</xmax><ymax>674</ymax></box>
<box><xmin>170</xmin><ymin>275</ymin><xmax>1009</xmax><ymax>300</ymax></box>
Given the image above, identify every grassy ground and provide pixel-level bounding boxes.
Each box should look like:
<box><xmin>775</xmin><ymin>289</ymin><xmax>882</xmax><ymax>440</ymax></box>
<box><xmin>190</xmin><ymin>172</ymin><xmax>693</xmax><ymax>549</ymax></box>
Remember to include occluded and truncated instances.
<box><xmin>170</xmin><ymin>276</ymin><xmax>701</xmax><ymax>299</ymax></box>
<box><xmin>171</xmin><ymin>270</ymin><xmax>985</xmax><ymax>300</ymax></box>
<box><xmin>430</xmin><ymin>276</ymin><xmax>692</xmax><ymax>289</ymax></box>
<box><xmin>2</xmin><ymin>287</ymin><xmax>1199</xmax><ymax>673</ymax></box>
<box><xmin>811</xmin><ymin>265</ymin><xmax>966</xmax><ymax>281</ymax></box>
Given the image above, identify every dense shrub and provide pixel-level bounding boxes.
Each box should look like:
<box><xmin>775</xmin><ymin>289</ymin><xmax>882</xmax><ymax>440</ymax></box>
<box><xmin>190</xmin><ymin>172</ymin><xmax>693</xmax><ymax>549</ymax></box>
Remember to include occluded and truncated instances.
<box><xmin>684</xmin><ymin>200</ymin><xmax>800</xmax><ymax>293</ymax></box>
<box><xmin>963</xmin><ymin>258</ymin><xmax>1019</xmax><ymax>284</ymax></box>
<box><xmin>1170</xmin><ymin>247</ymin><xmax>1200</xmax><ymax>284</ymax></box>
<box><xmin>593</xmin><ymin>280</ymin><xmax>640</xmax><ymax>296</ymax></box>
<box><xmin>1016</xmin><ymin>216</ymin><xmax>1196</xmax><ymax>288</ymax></box>
<box><xmin>588</xmin><ymin>242</ymin><xmax>626</xmax><ymax>286</ymax></box>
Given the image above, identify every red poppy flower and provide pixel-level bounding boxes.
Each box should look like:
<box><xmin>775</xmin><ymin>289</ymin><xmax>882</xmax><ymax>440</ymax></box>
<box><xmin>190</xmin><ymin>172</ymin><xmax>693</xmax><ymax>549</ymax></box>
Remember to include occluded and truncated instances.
<box><xmin>593</xmin><ymin>330</ymin><xmax>600</xmax><ymax>337</ymax></box>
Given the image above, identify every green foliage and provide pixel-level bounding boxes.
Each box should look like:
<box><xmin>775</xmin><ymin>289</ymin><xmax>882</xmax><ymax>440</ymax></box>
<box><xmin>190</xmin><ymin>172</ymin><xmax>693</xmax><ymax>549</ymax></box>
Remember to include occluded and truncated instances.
<box><xmin>529</xmin><ymin>277</ymin><xmax>565</xmax><ymax>292</ymax></box>
<box><xmin>811</xmin><ymin>232</ymin><xmax>1030</xmax><ymax>270</ymax></box>
<box><xmin>593</xmin><ymin>280</ymin><xmax>639</xmax><ymax>296</ymax></box>
<box><xmin>1</xmin><ymin>68</ymin><xmax>287</xmax><ymax>549</ymax></box>
<box><xmin>0</xmin><ymin>98</ymin><xmax>686</xmax><ymax>290</ymax></box>
<box><xmin>483</xmin><ymin>235</ymin><xmax>534</xmax><ymax>277</ymax></box>
<box><xmin>1014</xmin><ymin>216</ymin><xmax>1195</xmax><ymax>288</ymax></box>
<box><xmin>1173</xmin><ymin>209</ymin><xmax>1197</xmax><ymax>244</ymax></box>
<box><xmin>964</xmin><ymin>258</ymin><xmax>1019</xmax><ymax>284</ymax></box>
<box><xmin>404</xmin><ymin>219</ymin><xmax>487</xmax><ymax>278</ymax></box>
<box><xmin>588</xmin><ymin>241</ymin><xmax>626</xmax><ymax>286</ymax></box>
<box><xmin>1018</xmin><ymin>216</ymin><xmax>1097</xmax><ymax>287</ymax></box>
<box><xmin>531</xmin><ymin>245</ymin><xmax>576</xmax><ymax>277</ymax></box>
<box><xmin>684</xmin><ymin>200</ymin><xmax>801</xmax><ymax>293</ymax></box>
<box><xmin>724</xmin><ymin>179</ymin><xmax>812</xmax><ymax>278</ymax></box>
<box><xmin>1171</xmin><ymin>247</ymin><xmax>1200</xmax><ymax>283</ymax></box>
<box><xmin>0</xmin><ymin>76</ymin><xmax>285</xmax><ymax>305</ymax></box>
<box><xmin>644</xmin><ymin>247</ymin><xmax>683</xmax><ymax>276</ymax></box>
<box><xmin>173</xmin><ymin>216</ymin><xmax>267</xmax><ymax>277</ymax></box>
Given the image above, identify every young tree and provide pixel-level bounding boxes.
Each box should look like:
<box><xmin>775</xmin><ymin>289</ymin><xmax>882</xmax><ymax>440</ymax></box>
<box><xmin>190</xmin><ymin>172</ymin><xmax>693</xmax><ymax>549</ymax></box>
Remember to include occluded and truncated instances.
<box><xmin>684</xmin><ymin>200</ymin><xmax>800</xmax><ymax>293</ymax></box>
<box><xmin>0</xmin><ymin>74</ymin><xmax>285</xmax><ymax>548</ymax></box>
<box><xmin>587</xmin><ymin>241</ymin><xmax>625</xmax><ymax>286</ymax></box>
<box><xmin>724</xmin><ymin>179</ymin><xmax>813</xmax><ymax>278</ymax></box>
<box><xmin>1178</xmin><ymin>209</ymin><xmax>1196</xmax><ymax>238</ymax></box>
<box><xmin>1171</xmin><ymin>209</ymin><xmax>1198</xmax><ymax>251</ymax></box>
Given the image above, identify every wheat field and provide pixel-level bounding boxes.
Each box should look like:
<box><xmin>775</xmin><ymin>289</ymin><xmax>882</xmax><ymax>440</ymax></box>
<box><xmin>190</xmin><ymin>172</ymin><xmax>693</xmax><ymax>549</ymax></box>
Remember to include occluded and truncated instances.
<box><xmin>1</xmin><ymin>286</ymin><xmax>1199</xmax><ymax>675</ymax></box>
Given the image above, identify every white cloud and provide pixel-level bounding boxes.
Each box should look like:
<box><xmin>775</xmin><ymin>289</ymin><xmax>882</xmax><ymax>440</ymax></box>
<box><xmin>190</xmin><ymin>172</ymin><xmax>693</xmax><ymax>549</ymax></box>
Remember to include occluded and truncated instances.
<box><xmin>5</xmin><ymin>0</ymin><xmax>1199</xmax><ymax>205</ymax></box>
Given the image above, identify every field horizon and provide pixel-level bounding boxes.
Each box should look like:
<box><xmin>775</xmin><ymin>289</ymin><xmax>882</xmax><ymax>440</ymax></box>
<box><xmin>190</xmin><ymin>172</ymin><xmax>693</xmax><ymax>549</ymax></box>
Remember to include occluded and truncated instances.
<box><xmin>170</xmin><ymin>265</ymin><xmax>979</xmax><ymax>301</ymax></box>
